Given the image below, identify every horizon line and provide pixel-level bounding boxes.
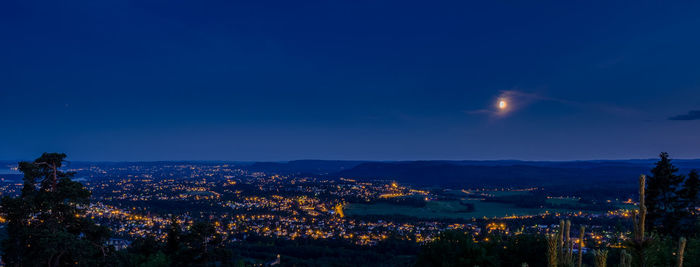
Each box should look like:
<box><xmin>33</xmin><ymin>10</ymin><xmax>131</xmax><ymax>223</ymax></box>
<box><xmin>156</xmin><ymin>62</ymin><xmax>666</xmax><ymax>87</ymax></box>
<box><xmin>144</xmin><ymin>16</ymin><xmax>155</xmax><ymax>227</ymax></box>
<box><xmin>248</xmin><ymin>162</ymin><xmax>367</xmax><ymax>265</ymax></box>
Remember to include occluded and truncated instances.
<box><xmin>4</xmin><ymin>157</ymin><xmax>700</xmax><ymax>164</ymax></box>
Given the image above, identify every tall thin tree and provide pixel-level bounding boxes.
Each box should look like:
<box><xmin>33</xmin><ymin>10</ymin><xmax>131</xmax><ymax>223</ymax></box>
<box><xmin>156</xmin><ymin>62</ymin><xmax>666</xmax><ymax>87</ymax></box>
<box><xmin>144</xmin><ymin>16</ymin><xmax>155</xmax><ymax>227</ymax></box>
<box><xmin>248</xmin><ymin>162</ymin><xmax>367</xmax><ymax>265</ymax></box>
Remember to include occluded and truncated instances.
<box><xmin>645</xmin><ymin>152</ymin><xmax>685</xmax><ymax>236</ymax></box>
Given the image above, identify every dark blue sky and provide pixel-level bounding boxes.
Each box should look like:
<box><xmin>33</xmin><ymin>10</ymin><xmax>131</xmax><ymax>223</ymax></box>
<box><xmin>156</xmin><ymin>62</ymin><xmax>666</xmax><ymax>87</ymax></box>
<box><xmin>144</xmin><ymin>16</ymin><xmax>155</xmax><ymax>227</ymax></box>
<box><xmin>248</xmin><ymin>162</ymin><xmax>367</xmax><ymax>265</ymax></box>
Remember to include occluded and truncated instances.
<box><xmin>2</xmin><ymin>1</ymin><xmax>700</xmax><ymax>161</ymax></box>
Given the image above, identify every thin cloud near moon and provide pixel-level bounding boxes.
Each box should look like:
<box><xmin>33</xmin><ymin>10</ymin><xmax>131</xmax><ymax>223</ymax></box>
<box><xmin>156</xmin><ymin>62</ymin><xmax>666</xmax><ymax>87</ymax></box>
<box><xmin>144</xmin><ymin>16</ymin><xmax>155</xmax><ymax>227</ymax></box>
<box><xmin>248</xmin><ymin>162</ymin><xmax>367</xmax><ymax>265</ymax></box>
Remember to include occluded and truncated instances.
<box><xmin>466</xmin><ymin>90</ymin><xmax>639</xmax><ymax>118</ymax></box>
<box><xmin>467</xmin><ymin>90</ymin><xmax>542</xmax><ymax>118</ymax></box>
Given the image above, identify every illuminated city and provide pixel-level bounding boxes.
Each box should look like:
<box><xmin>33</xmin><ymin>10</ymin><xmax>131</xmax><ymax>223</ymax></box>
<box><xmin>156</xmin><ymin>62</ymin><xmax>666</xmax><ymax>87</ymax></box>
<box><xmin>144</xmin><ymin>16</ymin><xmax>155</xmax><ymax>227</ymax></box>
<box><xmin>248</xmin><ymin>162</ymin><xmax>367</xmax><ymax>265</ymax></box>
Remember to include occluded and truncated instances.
<box><xmin>0</xmin><ymin>161</ymin><xmax>660</xmax><ymax>257</ymax></box>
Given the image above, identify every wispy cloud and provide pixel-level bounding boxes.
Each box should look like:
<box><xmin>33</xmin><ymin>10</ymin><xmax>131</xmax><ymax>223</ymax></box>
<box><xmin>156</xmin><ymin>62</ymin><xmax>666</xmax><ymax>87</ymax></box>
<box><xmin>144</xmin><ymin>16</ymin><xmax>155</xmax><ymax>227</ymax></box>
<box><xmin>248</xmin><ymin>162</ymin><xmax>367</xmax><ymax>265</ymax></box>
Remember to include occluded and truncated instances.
<box><xmin>465</xmin><ymin>90</ymin><xmax>543</xmax><ymax>118</ymax></box>
<box><xmin>669</xmin><ymin>110</ymin><xmax>700</xmax><ymax>121</ymax></box>
<box><xmin>466</xmin><ymin>89</ymin><xmax>639</xmax><ymax>118</ymax></box>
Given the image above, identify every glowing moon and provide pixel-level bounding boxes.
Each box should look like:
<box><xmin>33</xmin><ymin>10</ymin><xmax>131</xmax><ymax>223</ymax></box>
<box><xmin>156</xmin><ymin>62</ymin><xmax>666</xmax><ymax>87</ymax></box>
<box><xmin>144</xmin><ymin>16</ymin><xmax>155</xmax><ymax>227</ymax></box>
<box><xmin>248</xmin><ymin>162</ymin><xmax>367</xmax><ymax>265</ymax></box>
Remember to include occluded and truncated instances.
<box><xmin>498</xmin><ymin>100</ymin><xmax>507</xmax><ymax>110</ymax></box>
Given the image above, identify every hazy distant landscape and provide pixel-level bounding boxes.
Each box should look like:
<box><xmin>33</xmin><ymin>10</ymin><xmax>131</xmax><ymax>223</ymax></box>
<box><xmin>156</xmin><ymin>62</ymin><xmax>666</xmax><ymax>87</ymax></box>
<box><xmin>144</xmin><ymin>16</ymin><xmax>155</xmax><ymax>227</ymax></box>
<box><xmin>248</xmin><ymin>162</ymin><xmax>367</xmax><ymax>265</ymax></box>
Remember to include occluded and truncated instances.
<box><xmin>0</xmin><ymin>158</ymin><xmax>687</xmax><ymax>222</ymax></box>
<box><xmin>1</xmin><ymin>155</ymin><xmax>697</xmax><ymax>266</ymax></box>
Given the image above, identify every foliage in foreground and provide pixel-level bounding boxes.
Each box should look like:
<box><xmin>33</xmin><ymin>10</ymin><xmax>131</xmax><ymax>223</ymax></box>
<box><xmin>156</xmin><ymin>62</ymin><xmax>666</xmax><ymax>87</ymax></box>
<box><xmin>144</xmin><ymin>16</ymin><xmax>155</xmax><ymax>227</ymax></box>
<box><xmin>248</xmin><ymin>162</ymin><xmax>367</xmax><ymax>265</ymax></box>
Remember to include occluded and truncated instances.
<box><xmin>0</xmin><ymin>153</ymin><xmax>113</xmax><ymax>266</ymax></box>
<box><xmin>416</xmin><ymin>231</ymin><xmax>548</xmax><ymax>267</ymax></box>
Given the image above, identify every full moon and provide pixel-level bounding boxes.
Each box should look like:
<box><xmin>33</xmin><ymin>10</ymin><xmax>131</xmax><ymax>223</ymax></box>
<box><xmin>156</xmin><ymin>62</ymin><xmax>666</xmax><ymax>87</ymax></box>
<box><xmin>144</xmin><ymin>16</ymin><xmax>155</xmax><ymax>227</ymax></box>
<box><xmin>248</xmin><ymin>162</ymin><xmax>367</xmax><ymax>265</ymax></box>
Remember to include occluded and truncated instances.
<box><xmin>498</xmin><ymin>100</ymin><xmax>507</xmax><ymax>110</ymax></box>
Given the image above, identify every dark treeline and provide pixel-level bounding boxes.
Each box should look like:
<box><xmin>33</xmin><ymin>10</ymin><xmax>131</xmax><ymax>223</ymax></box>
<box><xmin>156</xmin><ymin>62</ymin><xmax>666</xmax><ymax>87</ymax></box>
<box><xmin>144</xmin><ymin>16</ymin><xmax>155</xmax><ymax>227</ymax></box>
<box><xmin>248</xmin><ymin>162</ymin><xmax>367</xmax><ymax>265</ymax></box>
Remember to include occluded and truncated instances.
<box><xmin>482</xmin><ymin>191</ymin><xmax>619</xmax><ymax>211</ymax></box>
<box><xmin>346</xmin><ymin>195</ymin><xmax>430</xmax><ymax>208</ymax></box>
<box><xmin>123</xmin><ymin>220</ymin><xmax>235</xmax><ymax>266</ymax></box>
<box><xmin>483</xmin><ymin>192</ymin><xmax>547</xmax><ymax>208</ymax></box>
<box><xmin>415</xmin><ymin>230</ymin><xmax>700</xmax><ymax>267</ymax></box>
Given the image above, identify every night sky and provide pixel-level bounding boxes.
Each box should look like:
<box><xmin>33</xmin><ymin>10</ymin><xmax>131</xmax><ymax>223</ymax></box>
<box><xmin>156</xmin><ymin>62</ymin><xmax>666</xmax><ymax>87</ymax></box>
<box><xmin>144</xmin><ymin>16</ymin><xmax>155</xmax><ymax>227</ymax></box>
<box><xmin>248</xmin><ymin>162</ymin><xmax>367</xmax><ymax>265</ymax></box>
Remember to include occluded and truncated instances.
<box><xmin>2</xmin><ymin>1</ymin><xmax>700</xmax><ymax>161</ymax></box>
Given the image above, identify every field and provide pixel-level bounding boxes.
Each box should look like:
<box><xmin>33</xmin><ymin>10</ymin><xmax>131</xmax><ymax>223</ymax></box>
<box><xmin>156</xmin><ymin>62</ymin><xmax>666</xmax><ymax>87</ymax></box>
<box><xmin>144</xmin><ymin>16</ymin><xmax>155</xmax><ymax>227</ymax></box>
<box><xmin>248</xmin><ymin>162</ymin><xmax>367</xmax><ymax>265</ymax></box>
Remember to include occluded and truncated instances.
<box><xmin>345</xmin><ymin>190</ymin><xmax>630</xmax><ymax>219</ymax></box>
<box><xmin>443</xmin><ymin>189</ymin><xmax>534</xmax><ymax>198</ymax></box>
<box><xmin>546</xmin><ymin>197</ymin><xmax>637</xmax><ymax>210</ymax></box>
<box><xmin>546</xmin><ymin>197</ymin><xmax>580</xmax><ymax>205</ymax></box>
<box><xmin>344</xmin><ymin>199</ymin><xmax>544</xmax><ymax>219</ymax></box>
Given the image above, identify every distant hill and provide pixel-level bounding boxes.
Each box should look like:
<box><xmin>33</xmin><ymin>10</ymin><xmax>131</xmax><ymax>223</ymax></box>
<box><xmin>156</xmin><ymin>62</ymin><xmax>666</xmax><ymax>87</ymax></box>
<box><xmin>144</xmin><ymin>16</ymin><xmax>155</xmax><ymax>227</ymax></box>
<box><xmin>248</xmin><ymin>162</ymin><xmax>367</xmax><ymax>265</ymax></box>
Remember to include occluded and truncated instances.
<box><xmin>246</xmin><ymin>160</ymin><xmax>367</xmax><ymax>175</ymax></box>
<box><xmin>5</xmin><ymin>158</ymin><xmax>700</xmax><ymax>196</ymax></box>
<box><xmin>241</xmin><ymin>159</ymin><xmax>700</xmax><ymax>189</ymax></box>
<box><xmin>318</xmin><ymin>159</ymin><xmax>700</xmax><ymax>199</ymax></box>
<box><xmin>328</xmin><ymin>161</ymin><xmax>647</xmax><ymax>187</ymax></box>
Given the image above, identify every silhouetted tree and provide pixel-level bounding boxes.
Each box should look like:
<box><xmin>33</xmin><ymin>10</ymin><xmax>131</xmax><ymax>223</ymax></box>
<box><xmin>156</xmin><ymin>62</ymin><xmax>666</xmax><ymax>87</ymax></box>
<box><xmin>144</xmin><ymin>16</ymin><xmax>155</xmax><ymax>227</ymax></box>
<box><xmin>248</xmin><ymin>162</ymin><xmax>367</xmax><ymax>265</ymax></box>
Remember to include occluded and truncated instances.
<box><xmin>0</xmin><ymin>153</ymin><xmax>112</xmax><ymax>266</ymax></box>
<box><xmin>415</xmin><ymin>230</ymin><xmax>497</xmax><ymax>267</ymax></box>
<box><xmin>678</xmin><ymin>169</ymin><xmax>699</xmax><ymax>236</ymax></box>
<box><xmin>680</xmin><ymin>170</ymin><xmax>699</xmax><ymax>210</ymax></box>
<box><xmin>645</xmin><ymin>152</ymin><xmax>686</xmax><ymax>236</ymax></box>
<box><xmin>127</xmin><ymin>236</ymin><xmax>170</xmax><ymax>266</ymax></box>
<box><xmin>496</xmin><ymin>234</ymin><xmax>548</xmax><ymax>267</ymax></box>
<box><xmin>162</xmin><ymin>221</ymin><xmax>233</xmax><ymax>267</ymax></box>
<box><xmin>165</xmin><ymin>218</ymin><xmax>183</xmax><ymax>256</ymax></box>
